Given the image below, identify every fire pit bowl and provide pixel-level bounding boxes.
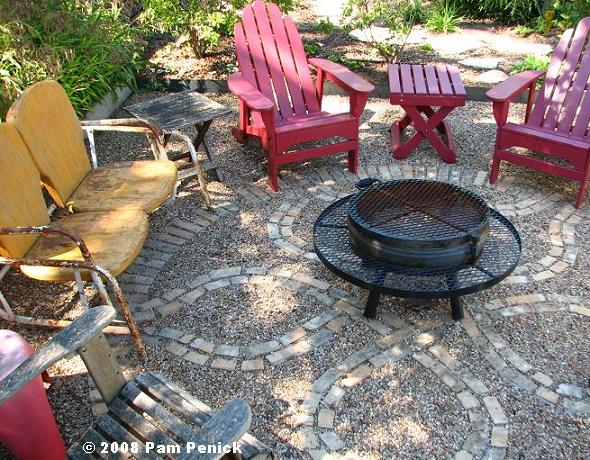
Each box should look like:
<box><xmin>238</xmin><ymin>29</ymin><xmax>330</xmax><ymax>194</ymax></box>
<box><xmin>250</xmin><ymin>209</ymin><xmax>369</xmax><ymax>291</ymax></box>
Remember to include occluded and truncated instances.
<box><xmin>348</xmin><ymin>179</ymin><xmax>490</xmax><ymax>269</ymax></box>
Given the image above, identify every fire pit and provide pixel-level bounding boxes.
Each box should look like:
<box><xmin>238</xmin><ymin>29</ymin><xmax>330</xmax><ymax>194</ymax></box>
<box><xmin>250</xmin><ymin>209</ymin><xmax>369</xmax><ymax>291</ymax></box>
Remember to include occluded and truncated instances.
<box><xmin>348</xmin><ymin>180</ymin><xmax>490</xmax><ymax>269</ymax></box>
<box><xmin>314</xmin><ymin>179</ymin><xmax>521</xmax><ymax>320</ymax></box>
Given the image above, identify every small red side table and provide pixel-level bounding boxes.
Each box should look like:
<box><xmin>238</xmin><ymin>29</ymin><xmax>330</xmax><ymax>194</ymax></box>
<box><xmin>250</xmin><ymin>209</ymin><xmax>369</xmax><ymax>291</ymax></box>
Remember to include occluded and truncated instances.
<box><xmin>388</xmin><ymin>63</ymin><xmax>466</xmax><ymax>163</ymax></box>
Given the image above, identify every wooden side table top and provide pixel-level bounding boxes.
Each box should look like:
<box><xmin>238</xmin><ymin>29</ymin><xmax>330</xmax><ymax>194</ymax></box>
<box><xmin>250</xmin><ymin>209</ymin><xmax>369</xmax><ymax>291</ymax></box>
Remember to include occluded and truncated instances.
<box><xmin>388</xmin><ymin>64</ymin><xmax>466</xmax><ymax>106</ymax></box>
<box><xmin>125</xmin><ymin>90</ymin><xmax>231</xmax><ymax>132</ymax></box>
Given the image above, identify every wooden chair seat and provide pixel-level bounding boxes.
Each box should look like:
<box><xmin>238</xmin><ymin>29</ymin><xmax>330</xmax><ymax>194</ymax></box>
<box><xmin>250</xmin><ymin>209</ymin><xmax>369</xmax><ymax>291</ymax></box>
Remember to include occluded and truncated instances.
<box><xmin>67</xmin><ymin>160</ymin><xmax>177</xmax><ymax>213</ymax></box>
<box><xmin>23</xmin><ymin>209</ymin><xmax>148</xmax><ymax>282</ymax></box>
<box><xmin>69</xmin><ymin>371</ymin><xmax>273</xmax><ymax>460</ymax></box>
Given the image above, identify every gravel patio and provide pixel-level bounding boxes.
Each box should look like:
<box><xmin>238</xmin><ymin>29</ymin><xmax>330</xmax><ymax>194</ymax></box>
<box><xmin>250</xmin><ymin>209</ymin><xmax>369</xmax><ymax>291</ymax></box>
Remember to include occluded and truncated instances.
<box><xmin>1</xmin><ymin>92</ymin><xmax>589</xmax><ymax>459</ymax></box>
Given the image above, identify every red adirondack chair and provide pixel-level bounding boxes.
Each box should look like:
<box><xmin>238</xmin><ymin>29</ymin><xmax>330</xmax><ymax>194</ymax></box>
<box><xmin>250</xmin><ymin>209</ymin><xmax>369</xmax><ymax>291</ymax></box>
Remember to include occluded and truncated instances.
<box><xmin>487</xmin><ymin>17</ymin><xmax>590</xmax><ymax>208</ymax></box>
<box><xmin>229</xmin><ymin>0</ymin><xmax>375</xmax><ymax>190</ymax></box>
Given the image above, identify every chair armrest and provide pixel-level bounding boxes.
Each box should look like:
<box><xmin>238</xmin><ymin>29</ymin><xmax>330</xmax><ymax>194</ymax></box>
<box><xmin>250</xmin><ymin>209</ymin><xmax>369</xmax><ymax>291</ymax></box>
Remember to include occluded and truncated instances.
<box><xmin>486</xmin><ymin>71</ymin><xmax>545</xmax><ymax>103</ymax></box>
<box><xmin>0</xmin><ymin>305</ymin><xmax>115</xmax><ymax>404</ymax></box>
<box><xmin>227</xmin><ymin>74</ymin><xmax>275</xmax><ymax>112</ymax></box>
<box><xmin>81</xmin><ymin>119</ymin><xmax>165</xmax><ymax>168</ymax></box>
<box><xmin>308</xmin><ymin>58</ymin><xmax>375</xmax><ymax>94</ymax></box>
<box><xmin>178</xmin><ymin>398</ymin><xmax>252</xmax><ymax>460</ymax></box>
<box><xmin>0</xmin><ymin>225</ymin><xmax>94</xmax><ymax>263</ymax></box>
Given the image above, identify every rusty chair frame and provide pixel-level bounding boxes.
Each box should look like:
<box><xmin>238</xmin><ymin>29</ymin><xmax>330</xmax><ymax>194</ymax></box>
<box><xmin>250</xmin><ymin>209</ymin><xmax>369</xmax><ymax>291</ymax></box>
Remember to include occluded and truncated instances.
<box><xmin>81</xmin><ymin>119</ymin><xmax>211</xmax><ymax>207</ymax></box>
<box><xmin>0</xmin><ymin>225</ymin><xmax>146</xmax><ymax>358</ymax></box>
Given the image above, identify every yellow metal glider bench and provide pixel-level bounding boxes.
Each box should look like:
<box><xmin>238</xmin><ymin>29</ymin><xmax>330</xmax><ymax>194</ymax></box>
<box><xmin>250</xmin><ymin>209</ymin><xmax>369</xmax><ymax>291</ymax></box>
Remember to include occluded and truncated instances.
<box><xmin>6</xmin><ymin>80</ymin><xmax>178</xmax><ymax>213</ymax></box>
<box><xmin>0</xmin><ymin>123</ymin><xmax>147</xmax><ymax>356</ymax></box>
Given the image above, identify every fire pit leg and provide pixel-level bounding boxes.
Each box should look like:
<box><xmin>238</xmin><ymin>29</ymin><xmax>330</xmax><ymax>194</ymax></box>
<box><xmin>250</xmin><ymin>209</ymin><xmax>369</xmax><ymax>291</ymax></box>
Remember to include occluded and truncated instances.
<box><xmin>450</xmin><ymin>297</ymin><xmax>464</xmax><ymax>321</ymax></box>
<box><xmin>364</xmin><ymin>289</ymin><xmax>381</xmax><ymax>318</ymax></box>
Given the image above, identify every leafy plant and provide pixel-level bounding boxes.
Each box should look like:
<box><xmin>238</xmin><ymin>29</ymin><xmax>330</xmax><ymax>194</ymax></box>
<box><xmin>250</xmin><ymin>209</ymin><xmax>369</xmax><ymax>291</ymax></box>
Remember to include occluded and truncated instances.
<box><xmin>451</xmin><ymin>0</ymin><xmax>543</xmax><ymax>23</ymax></box>
<box><xmin>510</xmin><ymin>54</ymin><xmax>551</xmax><ymax>74</ymax></box>
<box><xmin>304</xmin><ymin>42</ymin><xmax>321</xmax><ymax>55</ymax></box>
<box><xmin>514</xmin><ymin>24</ymin><xmax>535</xmax><ymax>36</ymax></box>
<box><xmin>315</xmin><ymin>19</ymin><xmax>336</xmax><ymax>34</ymax></box>
<box><xmin>141</xmin><ymin>0</ymin><xmax>296</xmax><ymax>58</ymax></box>
<box><xmin>426</xmin><ymin>1</ymin><xmax>460</xmax><ymax>33</ymax></box>
<box><xmin>420</xmin><ymin>43</ymin><xmax>434</xmax><ymax>52</ymax></box>
<box><xmin>328</xmin><ymin>54</ymin><xmax>362</xmax><ymax>70</ymax></box>
<box><xmin>401</xmin><ymin>0</ymin><xmax>430</xmax><ymax>24</ymax></box>
<box><xmin>342</xmin><ymin>0</ymin><xmax>416</xmax><ymax>62</ymax></box>
<box><xmin>552</xmin><ymin>0</ymin><xmax>590</xmax><ymax>29</ymax></box>
<box><xmin>0</xmin><ymin>0</ymin><xmax>141</xmax><ymax>118</ymax></box>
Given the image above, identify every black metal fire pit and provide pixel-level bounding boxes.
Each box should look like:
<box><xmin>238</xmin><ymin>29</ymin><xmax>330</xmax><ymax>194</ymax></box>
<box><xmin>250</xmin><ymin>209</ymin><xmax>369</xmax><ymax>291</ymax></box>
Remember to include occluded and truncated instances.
<box><xmin>313</xmin><ymin>179</ymin><xmax>521</xmax><ymax>320</ymax></box>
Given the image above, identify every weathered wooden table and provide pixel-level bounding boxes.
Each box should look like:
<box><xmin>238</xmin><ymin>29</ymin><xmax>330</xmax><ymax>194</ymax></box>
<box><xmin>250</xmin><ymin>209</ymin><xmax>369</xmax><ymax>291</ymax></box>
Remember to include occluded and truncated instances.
<box><xmin>388</xmin><ymin>64</ymin><xmax>466</xmax><ymax>163</ymax></box>
<box><xmin>125</xmin><ymin>91</ymin><xmax>231</xmax><ymax>185</ymax></box>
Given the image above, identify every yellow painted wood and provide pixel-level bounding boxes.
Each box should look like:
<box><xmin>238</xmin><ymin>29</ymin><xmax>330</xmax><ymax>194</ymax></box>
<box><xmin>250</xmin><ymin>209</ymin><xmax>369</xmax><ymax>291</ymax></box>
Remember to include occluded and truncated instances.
<box><xmin>23</xmin><ymin>209</ymin><xmax>148</xmax><ymax>281</ymax></box>
<box><xmin>0</xmin><ymin>124</ymin><xmax>49</xmax><ymax>257</ymax></box>
<box><xmin>7</xmin><ymin>80</ymin><xmax>91</xmax><ymax>207</ymax></box>
<box><xmin>67</xmin><ymin>160</ymin><xmax>177</xmax><ymax>213</ymax></box>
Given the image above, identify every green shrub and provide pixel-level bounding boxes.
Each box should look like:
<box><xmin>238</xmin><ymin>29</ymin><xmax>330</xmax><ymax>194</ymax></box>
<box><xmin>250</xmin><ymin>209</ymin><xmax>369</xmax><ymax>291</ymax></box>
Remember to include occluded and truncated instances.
<box><xmin>426</xmin><ymin>1</ymin><xmax>460</xmax><ymax>33</ymax></box>
<box><xmin>401</xmin><ymin>0</ymin><xmax>430</xmax><ymax>24</ymax></box>
<box><xmin>452</xmin><ymin>0</ymin><xmax>543</xmax><ymax>23</ymax></box>
<box><xmin>304</xmin><ymin>42</ymin><xmax>321</xmax><ymax>55</ymax></box>
<box><xmin>420</xmin><ymin>43</ymin><xmax>434</xmax><ymax>52</ymax></box>
<box><xmin>327</xmin><ymin>54</ymin><xmax>362</xmax><ymax>70</ymax></box>
<box><xmin>510</xmin><ymin>54</ymin><xmax>550</xmax><ymax>74</ymax></box>
<box><xmin>141</xmin><ymin>0</ymin><xmax>296</xmax><ymax>58</ymax></box>
<box><xmin>342</xmin><ymin>0</ymin><xmax>415</xmax><ymax>62</ymax></box>
<box><xmin>315</xmin><ymin>19</ymin><xmax>336</xmax><ymax>34</ymax></box>
<box><xmin>0</xmin><ymin>0</ymin><xmax>141</xmax><ymax>118</ymax></box>
<box><xmin>552</xmin><ymin>0</ymin><xmax>590</xmax><ymax>29</ymax></box>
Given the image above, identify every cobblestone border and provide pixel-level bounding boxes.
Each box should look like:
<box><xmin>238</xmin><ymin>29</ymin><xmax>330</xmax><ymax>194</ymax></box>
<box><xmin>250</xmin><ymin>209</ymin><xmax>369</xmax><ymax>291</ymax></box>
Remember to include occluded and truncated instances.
<box><xmin>294</xmin><ymin>320</ymin><xmax>509</xmax><ymax>460</ymax></box>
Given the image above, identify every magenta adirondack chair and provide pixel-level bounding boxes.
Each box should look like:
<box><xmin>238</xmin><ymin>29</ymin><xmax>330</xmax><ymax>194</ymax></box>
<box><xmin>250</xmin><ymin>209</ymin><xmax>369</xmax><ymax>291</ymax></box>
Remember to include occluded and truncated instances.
<box><xmin>229</xmin><ymin>0</ymin><xmax>375</xmax><ymax>190</ymax></box>
<box><xmin>487</xmin><ymin>17</ymin><xmax>590</xmax><ymax>208</ymax></box>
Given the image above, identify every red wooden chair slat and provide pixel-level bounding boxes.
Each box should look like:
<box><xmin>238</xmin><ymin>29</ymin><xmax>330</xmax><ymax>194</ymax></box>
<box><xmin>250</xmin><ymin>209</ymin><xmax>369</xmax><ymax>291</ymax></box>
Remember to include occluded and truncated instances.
<box><xmin>251</xmin><ymin>1</ymin><xmax>293</xmax><ymax>119</ymax></box>
<box><xmin>571</xmin><ymin>84</ymin><xmax>590</xmax><ymax>137</ymax></box>
<box><xmin>487</xmin><ymin>16</ymin><xmax>590</xmax><ymax>207</ymax></box>
<box><xmin>448</xmin><ymin>66</ymin><xmax>466</xmax><ymax>96</ymax></box>
<box><xmin>265</xmin><ymin>2</ymin><xmax>307</xmax><ymax>116</ymax></box>
<box><xmin>228</xmin><ymin>0</ymin><xmax>374</xmax><ymax>191</ymax></box>
<box><xmin>412</xmin><ymin>65</ymin><xmax>427</xmax><ymax>94</ymax></box>
<box><xmin>529</xmin><ymin>28</ymin><xmax>574</xmax><ymax>126</ymax></box>
<box><xmin>424</xmin><ymin>65</ymin><xmax>440</xmax><ymax>95</ymax></box>
<box><xmin>283</xmin><ymin>17</ymin><xmax>320</xmax><ymax>113</ymax></box>
<box><xmin>558</xmin><ymin>46</ymin><xmax>590</xmax><ymax>133</ymax></box>
<box><xmin>240</xmin><ymin>7</ymin><xmax>276</xmax><ymax>108</ymax></box>
<box><xmin>436</xmin><ymin>65</ymin><xmax>453</xmax><ymax>95</ymax></box>
<box><xmin>234</xmin><ymin>23</ymin><xmax>264</xmax><ymax>126</ymax></box>
<box><xmin>543</xmin><ymin>21</ymin><xmax>590</xmax><ymax>130</ymax></box>
<box><xmin>400</xmin><ymin>64</ymin><xmax>414</xmax><ymax>95</ymax></box>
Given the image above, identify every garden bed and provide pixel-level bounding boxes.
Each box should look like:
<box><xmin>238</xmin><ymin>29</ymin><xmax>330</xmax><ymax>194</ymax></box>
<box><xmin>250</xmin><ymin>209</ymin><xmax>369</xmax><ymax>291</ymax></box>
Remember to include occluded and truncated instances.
<box><xmin>143</xmin><ymin>0</ymin><xmax>559</xmax><ymax>89</ymax></box>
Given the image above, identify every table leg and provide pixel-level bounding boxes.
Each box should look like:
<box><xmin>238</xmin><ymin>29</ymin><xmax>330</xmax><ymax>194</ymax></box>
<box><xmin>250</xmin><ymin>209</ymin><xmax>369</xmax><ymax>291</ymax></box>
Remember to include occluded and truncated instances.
<box><xmin>450</xmin><ymin>297</ymin><xmax>464</xmax><ymax>321</ymax></box>
<box><xmin>393</xmin><ymin>105</ymin><xmax>457</xmax><ymax>163</ymax></box>
<box><xmin>364</xmin><ymin>288</ymin><xmax>381</xmax><ymax>318</ymax></box>
<box><xmin>194</xmin><ymin>121</ymin><xmax>223</xmax><ymax>182</ymax></box>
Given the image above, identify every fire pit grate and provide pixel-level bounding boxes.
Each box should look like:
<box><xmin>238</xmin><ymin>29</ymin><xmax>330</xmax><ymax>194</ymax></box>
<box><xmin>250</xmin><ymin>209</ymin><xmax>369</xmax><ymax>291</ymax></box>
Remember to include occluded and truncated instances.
<box><xmin>348</xmin><ymin>180</ymin><xmax>490</xmax><ymax>268</ymax></box>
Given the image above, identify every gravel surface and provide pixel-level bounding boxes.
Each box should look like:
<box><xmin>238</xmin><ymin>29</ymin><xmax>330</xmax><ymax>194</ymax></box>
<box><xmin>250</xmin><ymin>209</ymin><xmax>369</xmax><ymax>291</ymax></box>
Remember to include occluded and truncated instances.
<box><xmin>1</xmin><ymin>92</ymin><xmax>588</xmax><ymax>460</ymax></box>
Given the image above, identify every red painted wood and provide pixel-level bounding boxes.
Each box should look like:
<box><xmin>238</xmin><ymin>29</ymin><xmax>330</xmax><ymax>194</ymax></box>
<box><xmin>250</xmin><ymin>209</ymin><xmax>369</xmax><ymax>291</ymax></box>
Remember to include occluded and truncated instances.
<box><xmin>486</xmin><ymin>71</ymin><xmax>544</xmax><ymax>102</ymax></box>
<box><xmin>252</xmin><ymin>1</ymin><xmax>293</xmax><ymax>119</ymax></box>
<box><xmin>388</xmin><ymin>64</ymin><xmax>401</xmax><ymax>95</ymax></box>
<box><xmin>230</xmin><ymin>1</ymin><xmax>373</xmax><ymax>190</ymax></box>
<box><xmin>284</xmin><ymin>16</ymin><xmax>320</xmax><ymax>113</ymax></box>
<box><xmin>412</xmin><ymin>65</ymin><xmax>427</xmax><ymax>94</ymax></box>
<box><xmin>488</xmin><ymin>17</ymin><xmax>590</xmax><ymax>207</ymax></box>
<box><xmin>447</xmin><ymin>65</ymin><xmax>466</xmax><ymax>96</ymax></box>
<box><xmin>436</xmin><ymin>65</ymin><xmax>453</xmax><ymax>95</ymax></box>
<box><xmin>559</xmin><ymin>48</ymin><xmax>590</xmax><ymax>133</ymax></box>
<box><xmin>388</xmin><ymin>63</ymin><xmax>465</xmax><ymax>163</ymax></box>
<box><xmin>543</xmin><ymin>19</ymin><xmax>590</xmax><ymax>130</ymax></box>
<box><xmin>529</xmin><ymin>28</ymin><xmax>575</xmax><ymax>126</ymax></box>
<box><xmin>266</xmin><ymin>2</ymin><xmax>307</xmax><ymax>116</ymax></box>
<box><xmin>424</xmin><ymin>65</ymin><xmax>440</xmax><ymax>95</ymax></box>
